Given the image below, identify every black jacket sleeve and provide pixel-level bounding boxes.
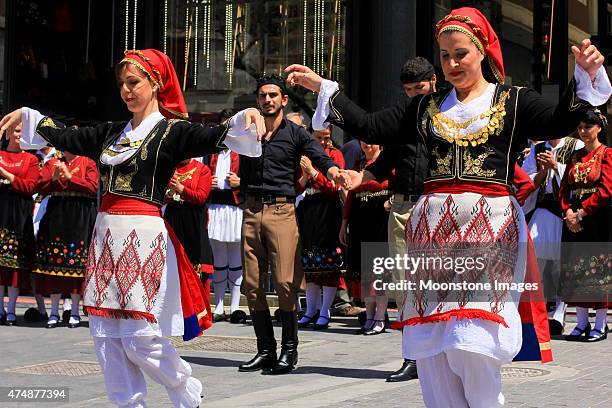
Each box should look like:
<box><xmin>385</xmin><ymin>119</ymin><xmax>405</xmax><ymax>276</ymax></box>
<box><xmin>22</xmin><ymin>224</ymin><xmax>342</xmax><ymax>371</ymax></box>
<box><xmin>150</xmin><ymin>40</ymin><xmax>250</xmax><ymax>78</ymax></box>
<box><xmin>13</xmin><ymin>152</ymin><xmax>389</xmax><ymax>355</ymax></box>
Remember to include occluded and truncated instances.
<box><xmin>165</xmin><ymin>120</ymin><xmax>228</xmax><ymax>164</ymax></box>
<box><xmin>326</xmin><ymin>90</ymin><xmax>422</xmax><ymax>145</ymax></box>
<box><xmin>35</xmin><ymin>117</ymin><xmax>114</xmax><ymax>160</ymax></box>
<box><xmin>365</xmin><ymin>148</ymin><xmax>395</xmax><ymax>181</ymax></box>
<box><xmin>515</xmin><ymin>79</ymin><xmax>591</xmax><ymax>141</ymax></box>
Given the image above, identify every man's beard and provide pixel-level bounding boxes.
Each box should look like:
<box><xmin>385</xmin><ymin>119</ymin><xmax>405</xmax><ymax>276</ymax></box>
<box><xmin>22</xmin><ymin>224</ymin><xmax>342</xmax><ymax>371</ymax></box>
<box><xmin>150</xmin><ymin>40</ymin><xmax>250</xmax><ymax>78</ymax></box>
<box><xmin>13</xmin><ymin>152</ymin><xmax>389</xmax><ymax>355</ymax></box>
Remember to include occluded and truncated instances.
<box><xmin>260</xmin><ymin>104</ymin><xmax>282</xmax><ymax>117</ymax></box>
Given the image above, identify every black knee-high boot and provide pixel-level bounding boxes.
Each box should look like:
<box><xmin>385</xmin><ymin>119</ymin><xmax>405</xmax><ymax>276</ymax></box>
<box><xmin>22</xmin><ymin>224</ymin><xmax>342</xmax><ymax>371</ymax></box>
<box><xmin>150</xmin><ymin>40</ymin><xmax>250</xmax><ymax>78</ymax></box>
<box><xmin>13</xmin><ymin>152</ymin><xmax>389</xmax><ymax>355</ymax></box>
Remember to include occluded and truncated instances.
<box><xmin>238</xmin><ymin>310</ymin><xmax>277</xmax><ymax>372</ymax></box>
<box><xmin>264</xmin><ymin>310</ymin><xmax>298</xmax><ymax>375</ymax></box>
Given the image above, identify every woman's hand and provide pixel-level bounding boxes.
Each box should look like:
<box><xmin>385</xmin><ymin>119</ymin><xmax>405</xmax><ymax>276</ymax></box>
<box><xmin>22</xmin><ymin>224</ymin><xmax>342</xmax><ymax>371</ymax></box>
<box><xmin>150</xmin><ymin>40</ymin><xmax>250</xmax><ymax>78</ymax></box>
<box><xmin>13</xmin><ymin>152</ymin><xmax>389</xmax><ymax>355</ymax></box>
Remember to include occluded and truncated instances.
<box><xmin>0</xmin><ymin>109</ymin><xmax>23</xmax><ymax>140</ymax></box>
<box><xmin>300</xmin><ymin>156</ymin><xmax>316</xmax><ymax>177</ymax></box>
<box><xmin>58</xmin><ymin>162</ymin><xmax>72</xmax><ymax>180</ymax></box>
<box><xmin>564</xmin><ymin>209</ymin><xmax>583</xmax><ymax>233</ymax></box>
<box><xmin>244</xmin><ymin>108</ymin><xmax>266</xmax><ymax>141</ymax></box>
<box><xmin>168</xmin><ymin>175</ymin><xmax>184</xmax><ymax>194</ymax></box>
<box><xmin>227</xmin><ymin>171</ymin><xmax>240</xmax><ymax>188</ymax></box>
<box><xmin>284</xmin><ymin>65</ymin><xmax>324</xmax><ymax>93</ymax></box>
<box><xmin>572</xmin><ymin>39</ymin><xmax>605</xmax><ymax>81</ymax></box>
<box><xmin>0</xmin><ymin>166</ymin><xmax>14</xmax><ymax>183</ymax></box>
<box><xmin>211</xmin><ymin>175</ymin><xmax>219</xmax><ymax>189</ymax></box>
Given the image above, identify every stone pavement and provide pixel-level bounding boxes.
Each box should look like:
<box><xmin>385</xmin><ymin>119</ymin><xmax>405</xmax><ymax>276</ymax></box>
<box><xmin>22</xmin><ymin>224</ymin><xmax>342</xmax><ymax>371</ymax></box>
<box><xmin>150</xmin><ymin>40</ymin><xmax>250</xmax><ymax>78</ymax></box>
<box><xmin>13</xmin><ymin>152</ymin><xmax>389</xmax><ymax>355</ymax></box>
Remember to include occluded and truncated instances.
<box><xmin>1</xmin><ymin>300</ymin><xmax>610</xmax><ymax>407</ymax></box>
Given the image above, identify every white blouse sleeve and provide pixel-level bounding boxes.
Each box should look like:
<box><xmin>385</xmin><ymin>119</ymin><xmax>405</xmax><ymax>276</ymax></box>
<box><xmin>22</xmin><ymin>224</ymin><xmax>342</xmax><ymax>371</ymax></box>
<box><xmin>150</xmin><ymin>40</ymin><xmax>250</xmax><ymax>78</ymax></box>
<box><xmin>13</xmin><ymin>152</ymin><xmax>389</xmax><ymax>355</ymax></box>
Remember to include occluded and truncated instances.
<box><xmin>574</xmin><ymin>64</ymin><xmax>612</xmax><ymax>106</ymax></box>
<box><xmin>20</xmin><ymin>107</ymin><xmax>49</xmax><ymax>150</ymax></box>
<box><xmin>311</xmin><ymin>79</ymin><xmax>340</xmax><ymax>131</ymax></box>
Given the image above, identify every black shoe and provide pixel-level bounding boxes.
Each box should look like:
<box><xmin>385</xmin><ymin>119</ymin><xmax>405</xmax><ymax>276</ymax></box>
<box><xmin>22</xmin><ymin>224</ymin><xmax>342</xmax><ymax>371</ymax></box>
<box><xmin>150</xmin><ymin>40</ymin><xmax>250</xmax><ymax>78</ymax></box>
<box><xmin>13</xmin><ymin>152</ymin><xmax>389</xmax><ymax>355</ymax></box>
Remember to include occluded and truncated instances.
<box><xmin>229</xmin><ymin>310</ymin><xmax>247</xmax><ymax>324</ymax></box>
<box><xmin>386</xmin><ymin>359</ymin><xmax>418</xmax><ymax>382</ymax></box>
<box><xmin>313</xmin><ymin>315</ymin><xmax>330</xmax><ymax>330</ymax></box>
<box><xmin>62</xmin><ymin>309</ymin><xmax>72</xmax><ymax>323</ymax></box>
<box><xmin>6</xmin><ymin>312</ymin><xmax>17</xmax><ymax>326</ymax></box>
<box><xmin>238</xmin><ymin>311</ymin><xmax>277</xmax><ymax>372</ymax></box>
<box><xmin>46</xmin><ymin>314</ymin><xmax>61</xmax><ymax>329</ymax></box>
<box><xmin>68</xmin><ymin>316</ymin><xmax>81</xmax><ymax>328</ymax></box>
<box><xmin>298</xmin><ymin>310</ymin><xmax>319</xmax><ymax>328</ymax></box>
<box><xmin>363</xmin><ymin>320</ymin><xmax>386</xmax><ymax>335</ymax></box>
<box><xmin>565</xmin><ymin>323</ymin><xmax>591</xmax><ymax>341</ymax></box>
<box><xmin>548</xmin><ymin>319</ymin><xmax>564</xmax><ymax>336</ymax></box>
<box><xmin>264</xmin><ymin>310</ymin><xmax>298</xmax><ymax>375</ymax></box>
<box><xmin>585</xmin><ymin>326</ymin><xmax>608</xmax><ymax>343</ymax></box>
<box><xmin>213</xmin><ymin>313</ymin><xmax>226</xmax><ymax>323</ymax></box>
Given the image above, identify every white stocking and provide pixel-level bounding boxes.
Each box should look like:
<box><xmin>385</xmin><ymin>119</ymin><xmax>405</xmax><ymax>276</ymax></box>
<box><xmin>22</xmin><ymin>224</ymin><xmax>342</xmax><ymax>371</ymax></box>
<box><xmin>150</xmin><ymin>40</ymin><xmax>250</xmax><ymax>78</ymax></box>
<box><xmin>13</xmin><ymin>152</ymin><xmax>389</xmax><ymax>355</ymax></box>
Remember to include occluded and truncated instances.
<box><xmin>594</xmin><ymin>308</ymin><xmax>608</xmax><ymax>332</ymax></box>
<box><xmin>299</xmin><ymin>283</ymin><xmax>320</xmax><ymax>324</ymax></box>
<box><xmin>50</xmin><ymin>294</ymin><xmax>62</xmax><ymax>322</ymax></box>
<box><xmin>318</xmin><ymin>286</ymin><xmax>337</xmax><ymax>322</ymax></box>
<box><xmin>7</xmin><ymin>286</ymin><xmax>19</xmax><ymax>315</ymax></box>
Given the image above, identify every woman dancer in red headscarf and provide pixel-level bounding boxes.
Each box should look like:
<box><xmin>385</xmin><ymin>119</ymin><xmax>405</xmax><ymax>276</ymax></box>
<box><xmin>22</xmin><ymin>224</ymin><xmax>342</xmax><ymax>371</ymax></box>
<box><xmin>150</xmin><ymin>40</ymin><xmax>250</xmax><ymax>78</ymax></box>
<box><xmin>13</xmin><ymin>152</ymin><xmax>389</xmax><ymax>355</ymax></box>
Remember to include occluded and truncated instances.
<box><xmin>286</xmin><ymin>7</ymin><xmax>610</xmax><ymax>407</ymax></box>
<box><xmin>0</xmin><ymin>49</ymin><xmax>265</xmax><ymax>408</ymax></box>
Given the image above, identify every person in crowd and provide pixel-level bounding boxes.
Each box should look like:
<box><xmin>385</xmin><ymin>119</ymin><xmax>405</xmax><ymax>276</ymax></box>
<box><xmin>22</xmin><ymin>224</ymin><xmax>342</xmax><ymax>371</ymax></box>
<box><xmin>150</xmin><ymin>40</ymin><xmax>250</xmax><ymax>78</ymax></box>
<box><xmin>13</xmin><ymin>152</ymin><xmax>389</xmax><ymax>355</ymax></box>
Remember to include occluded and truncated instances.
<box><xmin>286</xmin><ymin>112</ymin><xmax>308</xmax><ymax>129</ymax></box>
<box><xmin>0</xmin><ymin>48</ymin><xmax>265</xmax><ymax>407</ymax></box>
<box><xmin>285</xmin><ymin>6</ymin><xmax>609</xmax><ymax>405</ymax></box>
<box><xmin>340</xmin><ymin>138</ymin><xmax>364</xmax><ymax>171</ymax></box>
<box><xmin>33</xmin><ymin>150</ymin><xmax>98</xmax><ymax>329</ymax></box>
<box><xmin>296</xmin><ymin>127</ymin><xmax>345</xmax><ymax>330</ymax></box>
<box><xmin>163</xmin><ymin>157</ymin><xmax>214</xmax><ymax>320</ymax></box>
<box><xmin>237</xmin><ymin>74</ymin><xmax>350</xmax><ymax>375</ymax></box>
<box><xmin>209</xmin><ymin>143</ymin><xmax>246</xmax><ymax>324</ymax></box>
<box><xmin>560</xmin><ymin>108</ymin><xmax>611</xmax><ymax>343</ymax></box>
<box><xmin>522</xmin><ymin>135</ymin><xmax>584</xmax><ymax>334</ymax></box>
<box><xmin>340</xmin><ymin>141</ymin><xmax>391</xmax><ymax>336</ymax></box>
<box><xmin>349</xmin><ymin>56</ymin><xmax>435</xmax><ymax>381</ymax></box>
<box><xmin>0</xmin><ymin>124</ymin><xmax>38</xmax><ymax>326</ymax></box>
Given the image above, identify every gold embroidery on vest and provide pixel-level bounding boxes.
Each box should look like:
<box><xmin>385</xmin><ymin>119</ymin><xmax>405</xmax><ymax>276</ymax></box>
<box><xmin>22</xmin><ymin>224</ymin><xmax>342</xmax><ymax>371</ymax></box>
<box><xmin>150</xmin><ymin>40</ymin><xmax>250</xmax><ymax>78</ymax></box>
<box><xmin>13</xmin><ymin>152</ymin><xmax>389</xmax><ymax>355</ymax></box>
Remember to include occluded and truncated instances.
<box><xmin>114</xmin><ymin>160</ymin><xmax>138</xmax><ymax>192</ymax></box>
<box><xmin>174</xmin><ymin>167</ymin><xmax>197</xmax><ymax>184</ymax></box>
<box><xmin>39</xmin><ymin>117</ymin><xmax>62</xmax><ymax>129</ymax></box>
<box><xmin>462</xmin><ymin>146</ymin><xmax>497</xmax><ymax>177</ymax></box>
<box><xmin>430</xmin><ymin>147</ymin><xmax>453</xmax><ymax>176</ymax></box>
<box><xmin>100</xmin><ymin>173</ymin><xmax>109</xmax><ymax>192</ymax></box>
<box><xmin>428</xmin><ymin>90</ymin><xmax>510</xmax><ymax>147</ymax></box>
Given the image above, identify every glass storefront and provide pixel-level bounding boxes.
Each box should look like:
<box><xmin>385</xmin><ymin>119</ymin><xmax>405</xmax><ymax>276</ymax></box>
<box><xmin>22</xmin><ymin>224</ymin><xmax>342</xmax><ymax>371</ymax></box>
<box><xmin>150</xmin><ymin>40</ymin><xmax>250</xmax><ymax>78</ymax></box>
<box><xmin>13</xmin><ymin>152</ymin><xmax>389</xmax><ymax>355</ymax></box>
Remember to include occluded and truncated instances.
<box><xmin>162</xmin><ymin>0</ymin><xmax>347</xmax><ymax>115</ymax></box>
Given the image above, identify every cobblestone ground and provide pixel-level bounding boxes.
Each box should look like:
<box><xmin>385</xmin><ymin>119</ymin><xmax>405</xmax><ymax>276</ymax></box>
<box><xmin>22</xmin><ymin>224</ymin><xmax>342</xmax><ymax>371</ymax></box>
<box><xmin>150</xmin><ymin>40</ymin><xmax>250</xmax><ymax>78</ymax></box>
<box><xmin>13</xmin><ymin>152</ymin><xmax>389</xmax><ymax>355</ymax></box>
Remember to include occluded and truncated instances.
<box><xmin>1</xmin><ymin>300</ymin><xmax>610</xmax><ymax>407</ymax></box>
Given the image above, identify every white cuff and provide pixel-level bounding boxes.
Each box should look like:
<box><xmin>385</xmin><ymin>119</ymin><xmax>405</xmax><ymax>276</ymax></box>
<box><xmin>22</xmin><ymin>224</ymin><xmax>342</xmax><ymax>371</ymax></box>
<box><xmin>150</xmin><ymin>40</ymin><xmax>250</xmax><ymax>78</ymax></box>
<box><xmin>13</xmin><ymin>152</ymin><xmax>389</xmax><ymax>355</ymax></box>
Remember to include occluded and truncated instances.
<box><xmin>225</xmin><ymin>109</ymin><xmax>262</xmax><ymax>157</ymax></box>
<box><xmin>20</xmin><ymin>107</ymin><xmax>49</xmax><ymax>150</ymax></box>
<box><xmin>574</xmin><ymin>64</ymin><xmax>612</xmax><ymax>106</ymax></box>
<box><xmin>311</xmin><ymin>79</ymin><xmax>340</xmax><ymax>131</ymax></box>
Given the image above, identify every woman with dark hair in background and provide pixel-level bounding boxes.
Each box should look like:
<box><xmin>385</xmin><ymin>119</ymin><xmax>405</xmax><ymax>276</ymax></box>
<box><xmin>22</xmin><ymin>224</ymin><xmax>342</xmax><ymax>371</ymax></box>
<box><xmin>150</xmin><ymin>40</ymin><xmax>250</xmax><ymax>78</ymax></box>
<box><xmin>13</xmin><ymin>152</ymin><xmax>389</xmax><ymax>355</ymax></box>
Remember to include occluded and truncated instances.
<box><xmin>560</xmin><ymin>108</ymin><xmax>611</xmax><ymax>343</ymax></box>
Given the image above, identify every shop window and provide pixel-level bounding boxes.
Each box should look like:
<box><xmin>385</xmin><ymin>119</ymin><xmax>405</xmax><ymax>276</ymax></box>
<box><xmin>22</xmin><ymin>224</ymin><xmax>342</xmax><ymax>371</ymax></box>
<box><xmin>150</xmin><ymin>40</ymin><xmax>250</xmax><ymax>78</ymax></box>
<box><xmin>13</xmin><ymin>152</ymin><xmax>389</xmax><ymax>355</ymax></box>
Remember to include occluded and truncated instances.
<box><xmin>162</xmin><ymin>0</ymin><xmax>347</xmax><ymax>114</ymax></box>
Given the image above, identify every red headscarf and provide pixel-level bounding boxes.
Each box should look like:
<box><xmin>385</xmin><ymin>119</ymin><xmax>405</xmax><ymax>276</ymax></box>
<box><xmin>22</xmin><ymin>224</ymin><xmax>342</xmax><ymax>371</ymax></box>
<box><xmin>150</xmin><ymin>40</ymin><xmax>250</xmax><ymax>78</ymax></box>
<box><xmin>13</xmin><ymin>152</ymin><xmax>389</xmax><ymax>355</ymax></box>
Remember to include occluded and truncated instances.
<box><xmin>435</xmin><ymin>7</ymin><xmax>505</xmax><ymax>84</ymax></box>
<box><xmin>120</xmin><ymin>49</ymin><xmax>188</xmax><ymax>119</ymax></box>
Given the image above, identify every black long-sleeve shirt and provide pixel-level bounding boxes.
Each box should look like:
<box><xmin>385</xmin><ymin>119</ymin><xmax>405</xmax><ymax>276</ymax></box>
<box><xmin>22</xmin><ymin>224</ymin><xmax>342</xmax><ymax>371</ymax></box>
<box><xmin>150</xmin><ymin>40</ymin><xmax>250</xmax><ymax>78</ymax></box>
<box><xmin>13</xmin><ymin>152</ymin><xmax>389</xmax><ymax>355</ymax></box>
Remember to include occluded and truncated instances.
<box><xmin>239</xmin><ymin>118</ymin><xmax>338</xmax><ymax>197</ymax></box>
<box><xmin>365</xmin><ymin>143</ymin><xmax>428</xmax><ymax>196</ymax></box>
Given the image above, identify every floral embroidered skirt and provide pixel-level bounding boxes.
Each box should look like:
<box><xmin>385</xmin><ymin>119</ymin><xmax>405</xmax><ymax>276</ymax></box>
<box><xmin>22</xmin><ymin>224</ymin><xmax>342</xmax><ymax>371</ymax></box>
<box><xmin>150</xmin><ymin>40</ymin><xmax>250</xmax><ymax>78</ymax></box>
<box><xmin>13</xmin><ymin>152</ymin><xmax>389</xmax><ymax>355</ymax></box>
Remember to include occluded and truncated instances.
<box><xmin>297</xmin><ymin>193</ymin><xmax>345</xmax><ymax>287</ymax></box>
<box><xmin>33</xmin><ymin>196</ymin><xmax>97</xmax><ymax>295</ymax></box>
<box><xmin>0</xmin><ymin>189</ymin><xmax>35</xmax><ymax>289</ymax></box>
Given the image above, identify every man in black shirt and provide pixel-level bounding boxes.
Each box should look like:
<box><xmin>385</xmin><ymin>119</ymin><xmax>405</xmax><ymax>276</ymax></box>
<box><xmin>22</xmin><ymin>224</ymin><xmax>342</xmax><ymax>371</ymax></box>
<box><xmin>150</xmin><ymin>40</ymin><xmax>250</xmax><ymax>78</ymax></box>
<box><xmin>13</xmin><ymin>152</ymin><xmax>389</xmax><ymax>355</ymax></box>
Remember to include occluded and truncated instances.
<box><xmin>238</xmin><ymin>74</ymin><xmax>349</xmax><ymax>375</ymax></box>
<box><xmin>347</xmin><ymin>57</ymin><xmax>436</xmax><ymax>382</ymax></box>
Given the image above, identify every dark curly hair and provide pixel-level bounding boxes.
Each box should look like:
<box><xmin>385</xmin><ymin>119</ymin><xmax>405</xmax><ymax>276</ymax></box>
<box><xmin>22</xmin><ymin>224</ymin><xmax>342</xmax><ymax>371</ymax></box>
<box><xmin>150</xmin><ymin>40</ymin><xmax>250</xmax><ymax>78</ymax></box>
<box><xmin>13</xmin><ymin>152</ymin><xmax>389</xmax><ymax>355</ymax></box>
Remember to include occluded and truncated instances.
<box><xmin>400</xmin><ymin>57</ymin><xmax>435</xmax><ymax>84</ymax></box>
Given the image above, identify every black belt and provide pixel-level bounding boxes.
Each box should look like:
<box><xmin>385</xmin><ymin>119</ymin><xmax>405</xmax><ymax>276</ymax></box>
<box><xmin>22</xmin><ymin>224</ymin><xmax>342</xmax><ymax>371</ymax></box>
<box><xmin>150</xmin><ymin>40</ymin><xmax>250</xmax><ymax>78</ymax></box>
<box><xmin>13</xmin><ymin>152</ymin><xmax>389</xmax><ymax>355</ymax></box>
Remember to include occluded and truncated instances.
<box><xmin>394</xmin><ymin>193</ymin><xmax>421</xmax><ymax>203</ymax></box>
<box><xmin>247</xmin><ymin>195</ymin><xmax>295</xmax><ymax>204</ymax></box>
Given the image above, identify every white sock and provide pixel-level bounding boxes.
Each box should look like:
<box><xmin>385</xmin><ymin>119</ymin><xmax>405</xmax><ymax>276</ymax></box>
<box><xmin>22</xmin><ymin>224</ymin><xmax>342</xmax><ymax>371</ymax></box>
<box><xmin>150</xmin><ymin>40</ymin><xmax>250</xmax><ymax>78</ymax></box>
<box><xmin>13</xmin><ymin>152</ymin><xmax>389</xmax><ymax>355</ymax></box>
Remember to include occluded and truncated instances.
<box><xmin>299</xmin><ymin>283</ymin><xmax>320</xmax><ymax>323</ymax></box>
<box><xmin>228</xmin><ymin>268</ymin><xmax>243</xmax><ymax>313</ymax></box>
<box><xmin>374</xmin><ymin>296</ymin><xmax>388</xmax><ymax>321</ymax></box>
<box><xmin>317</xmin><ymin>286</ymin><xmax>337</xmax><ymax>323</ymax></box>
<box><xmin>594</xmin><ymin>308</ymin><xmax>608</xmax><ymax>332</ymax></box>
<box><xmin>213</xmin><ymin>268</ymin><xmax>228</xmax><ymax>315</ymax></box>
<box><xmin>0</xmin><ymin>285</ymin><xmax>5</xmax><ymax>314</ymax></box>
<box><xmin>50</xmin><ymin>294</ymin><xmax>61</xmax><ymax>322</ymax></box>
<box><xmin>575</xmin><ymin>307</ymin><xmax>589</xmax><ymax>330</ymax></box>
<box><xmin>552</xmin><ymin>300</ymin><xmax>566</xmax><ymax>323</ymax></box>
<box><xmin>35</xmin><ymin>294</ymin><xmax>46</xmax><ymax>314</ymax></box>
<box><xmin>62</xmin><ymin>297</ymin><xmax>71</xmax><ymax>312</ymax></box>
<box><xmin>7</xmin><ymin>286</ymin><xmax>19</xmax><ymax>315</ymax></box>
<box><xmin>70</xmin><ymin>294</ymin><xmax>81</xmax><ymax>318</ymax></box>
